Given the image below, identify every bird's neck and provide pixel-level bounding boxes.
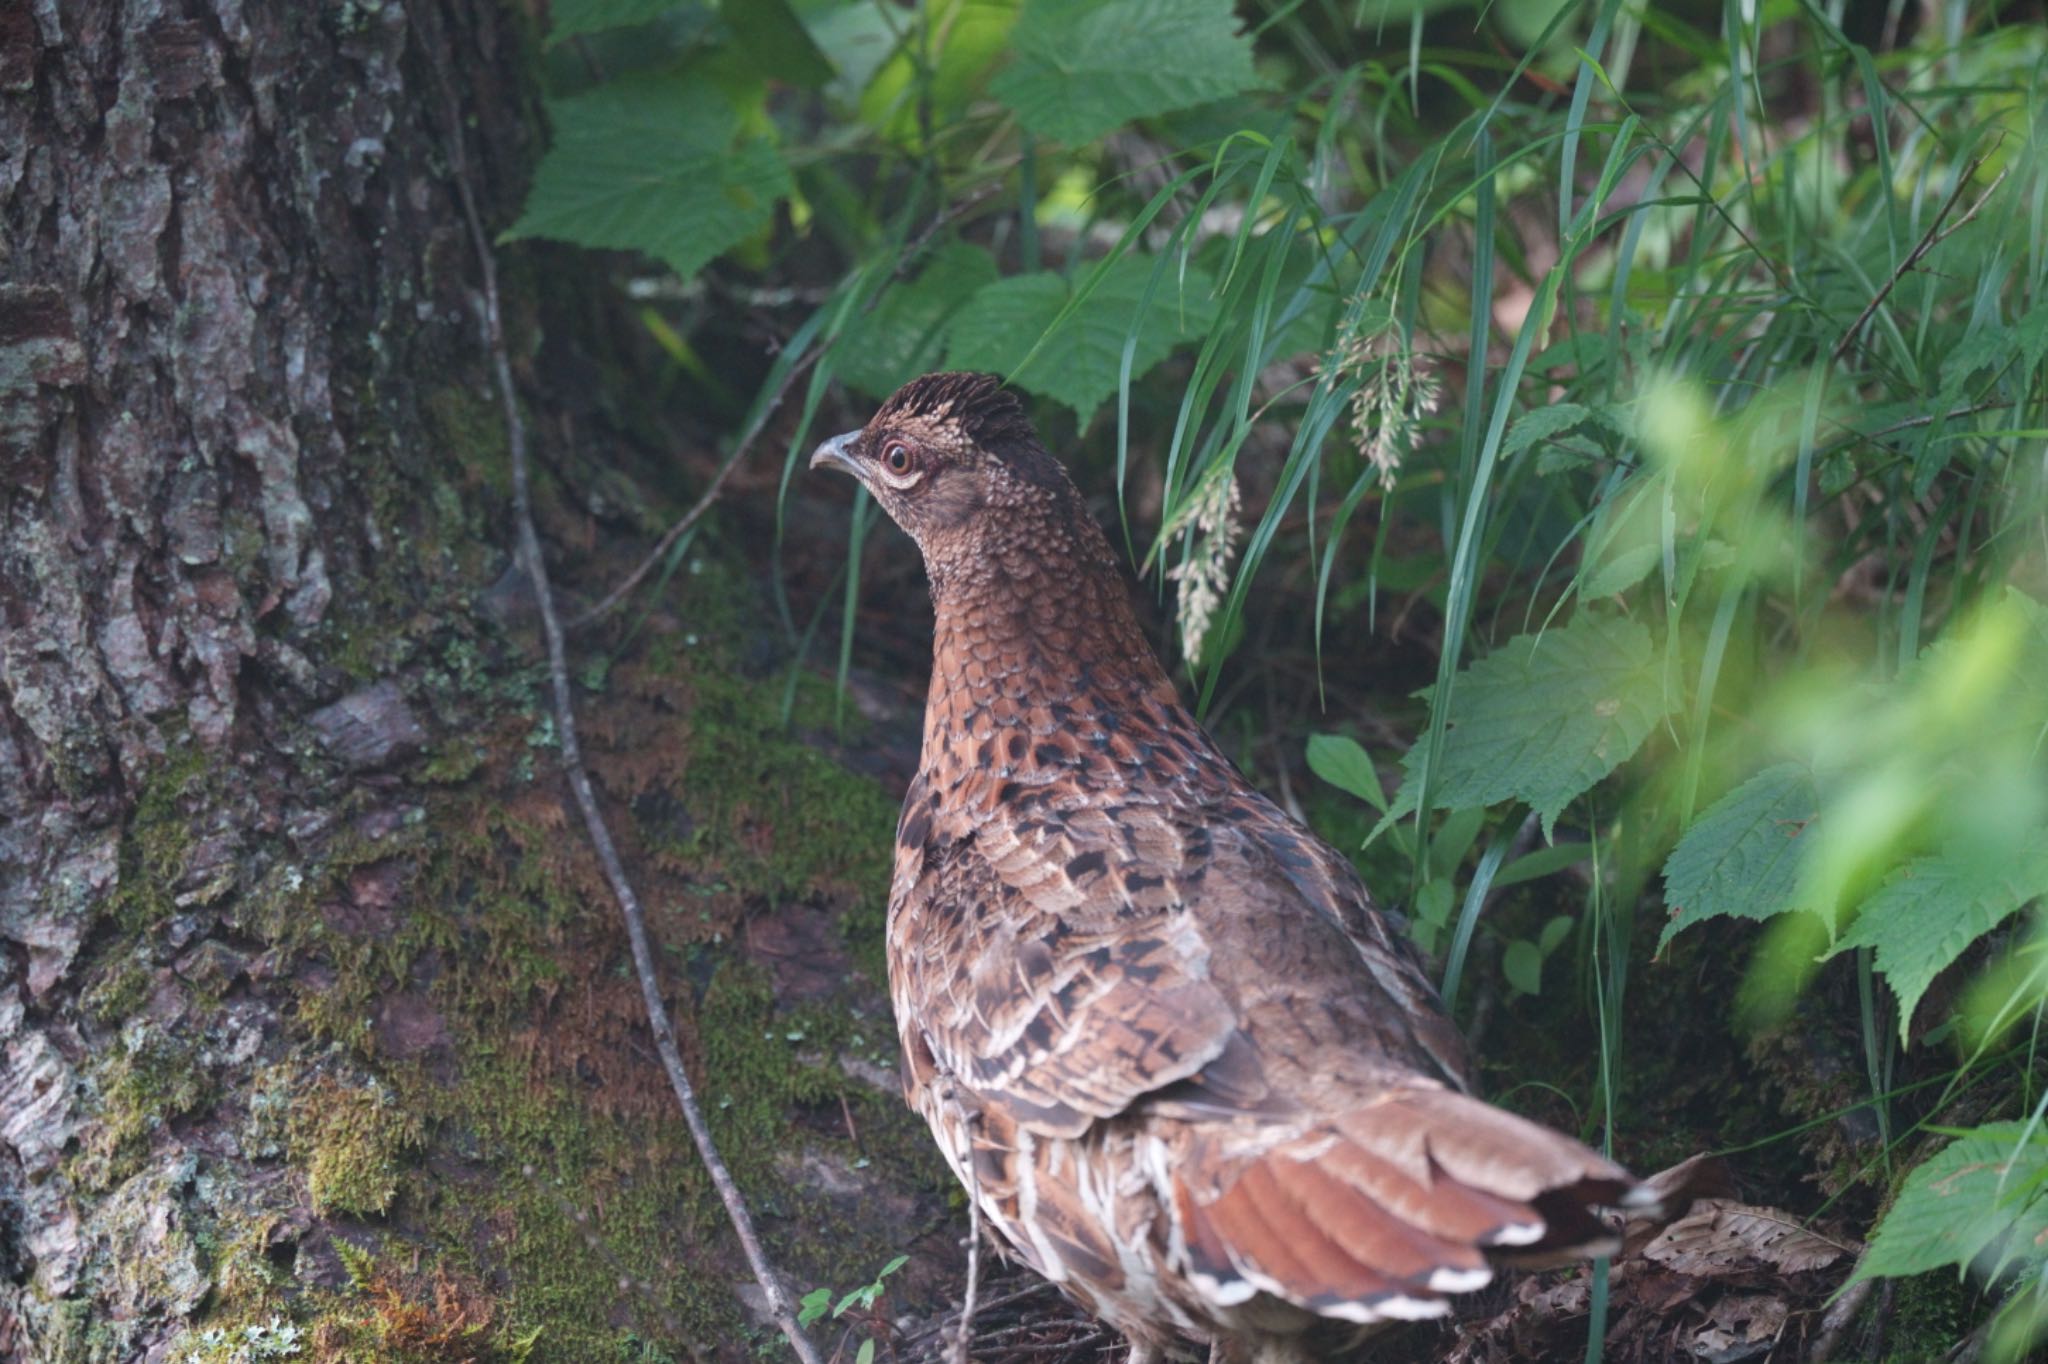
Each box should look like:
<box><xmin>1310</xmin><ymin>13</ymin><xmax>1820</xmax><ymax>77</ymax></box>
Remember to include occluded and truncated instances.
<box><xmin>921</xmin><ymin>506</ymin><xmax>1180</xmax><ymax>755</ymax></box>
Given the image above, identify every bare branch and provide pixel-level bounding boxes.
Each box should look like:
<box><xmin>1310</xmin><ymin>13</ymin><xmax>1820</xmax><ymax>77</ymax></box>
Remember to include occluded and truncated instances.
<box><xmin>1833</xmin><ymin>153</ymin><xmax>2006</xmax><ymax>366</ymax></box>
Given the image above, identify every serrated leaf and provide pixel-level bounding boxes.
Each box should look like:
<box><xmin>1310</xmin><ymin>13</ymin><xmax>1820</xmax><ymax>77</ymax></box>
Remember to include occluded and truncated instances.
<box><xmin>989</xmin><ymin>0</ymin><xmax>1260</xmax><ymax>144</ymax></box>
<box><xmin>1834</xmin><ymin>843</ymin><xmax>2048</xmax><ymax>1045</ymax></box>
<box><xmin>945</xmin><ymin>255</ymin><xmax>1218</xmax><ymax>421</ymax></box>
<box><xmin>506</xmin><ymin>75</ymin><xmax>791</xmax><ymax>281</ymax></box>
<box><xmin>1392</xmin><ymin>614</ymin><xmax>1672</xmax><ymax>837</ymax></box>
<box><xmin>1856</xmin><ymin>1123</ymin><xmax>2048</xmax><ymax>1283</ymax></box>
<box><xmin>547</xmin><ymin>0</ymin><xmax>698</xmax><ymax>46</ymax></box>
<box><xmin>1307</xmin><ymin>734</ymin><xmax>1386</xmax><ymax>812</ymax></box>
<box><xmin>836</xmin><ymin>244</ymin><xmax>1000</xmax><ymax>400</ymax></box>
<box><xmin>1660</xmin><ymin>763</ymin><xmax>1819</xmax><ymax>952</ymax></box>
<box><xmin>1502</xmin><ymin>402</ymin><xmax>1589</xmax><ymax>459</ymax></box>
<box><xmin>1503</xmin><ymin>939</ymin><xmax>1544</xmax><ymax>995</ymax></box>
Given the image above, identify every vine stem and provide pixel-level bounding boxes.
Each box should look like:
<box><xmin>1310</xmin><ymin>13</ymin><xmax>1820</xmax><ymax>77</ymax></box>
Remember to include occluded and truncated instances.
<box><xmin>432</xmin><ymin>65</ymin><xmax>824</xmax><ymax>1364</ymax></box>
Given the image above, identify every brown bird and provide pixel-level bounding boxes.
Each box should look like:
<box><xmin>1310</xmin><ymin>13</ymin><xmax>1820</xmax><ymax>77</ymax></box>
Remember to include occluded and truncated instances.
<box><xmin>812</xmin><ymin>373</ymin><xmax>1646</xmax><ymax>1363</ymax></box>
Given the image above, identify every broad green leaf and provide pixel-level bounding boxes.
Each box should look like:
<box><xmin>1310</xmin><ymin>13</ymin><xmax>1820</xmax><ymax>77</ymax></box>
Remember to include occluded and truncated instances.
<box><xmin>945</xmin><ymin>256</ymin><xmax>1219</xmax><ymax>421</ymax></box>
<box><xmin>835</xmin><ymin>244</ymin><xmax>999</xmax><ymax>400</ymax></box>
<box><xmin>798</xmin><ymin>1286</ymin><xmax>831</xmax><ymax>1328</ymax></box>
<box><xmin>990</xmin><ymin>0</ymin><xmax>1261</xmax><ymax>145</ymax></box>
<box><xmin>1856</xmin><ymin>1123</ymin><xmax>2048</xmax><ymax>1283</ymax></box>
<box><xmin>1834</xmin><ymin>843</ymin><xmax>2048</xmax><ymax>1045</ymax></box>
<box><xmin>547</xmin><ymin>0</ymin><xmax>697</xmax><ymax>46</ymax></box>
<box><xmin>1307</xmin><ymin>734</ymin><xmax>1386</xmax><ymax>812</ymax></box>
<box><xmin>506</xmin><ymin>75</ymin><xmax>791</xmax><ymax>281</ymax></box>
<box><xmin>1502</xmin><ymin>939</ymin><xmax>1544</xmax><ymax>995</ymax></box>
<box><xmin>1660</xmin><ymin>763</ymin><xmax>1819</xmax><ymax>952</ymax></box>
<box><xmin>1391</xmin><ymin>614</ymin><xmax>1672</xmax><ymax>837</ymax></box>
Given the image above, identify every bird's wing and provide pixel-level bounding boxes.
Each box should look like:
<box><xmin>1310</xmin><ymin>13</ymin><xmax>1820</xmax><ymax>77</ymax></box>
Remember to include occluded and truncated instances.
<box><xmin>893</xmin><ymin>812</ymin><xmax>1254</xmax><ymax>1138</ymax></box>
<box><xmin>890</xmin><ymin>766</ymin><xmax>1462</xmax><ymax>1137</ymax></box>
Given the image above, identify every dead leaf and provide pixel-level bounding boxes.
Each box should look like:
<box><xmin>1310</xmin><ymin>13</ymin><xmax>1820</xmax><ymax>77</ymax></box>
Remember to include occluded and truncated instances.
<box><xmin>1642</xmin><ymin>1199</ymin><xmax>1855</xmax><ymax>1276</ymax></box>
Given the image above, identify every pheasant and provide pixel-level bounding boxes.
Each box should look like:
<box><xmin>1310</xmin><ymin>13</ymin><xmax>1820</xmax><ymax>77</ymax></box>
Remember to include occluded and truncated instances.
<box><xmin>812</xmin><ymin>372</ymin><xmax>1646</xmax><ymax>1363</ymax></box>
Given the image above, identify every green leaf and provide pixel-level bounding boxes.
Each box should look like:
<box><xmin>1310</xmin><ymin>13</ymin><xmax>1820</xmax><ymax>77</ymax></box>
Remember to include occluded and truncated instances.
<box><xmin>1537</xmin><ymin>913</ymin><xmax>1575</xmax><ymax>956</ymax></box>
<box><xmin>1391</xmin><ymin>614</ymin><xmax>1672</xmax><ymax>837</ymax></box>
<box><xmin>945</xmin><ymin>255</ymin><xmax>1218</xmax><ymax>421</ymax></box>
<box><xmin>856</xmin><ymin>1342</ymin><xmax>875</xmax><ymax>1364</ymax></box>
<box><xmin>1502</xmin><ymin>939</ymin><xmax>1544</xmax><ymax>995</ymax></box>
<box><xmin>1502</xmin><ymin>402</ymin><xmax>1589</xmax><ymax>460</ymax></box>
<box><xmin>722</xmin><ymin>0</ymin><xmax>834</xmax><ymax>87</ymax></box>
<box><xmin>1660</xmin><ymin>763</ymin><xmax>1819</xmax><ymax>952</ymax></box>
<box><xmin>1493</xmin><ymin>840</ymin><xmax>1590</xmax><ymax>890</ymax></box>
<box><xmin>990</xmin><ymin>0</ymin><xmax>1261</xmax><ymax>144</ymax></box>
<box><xmin>835</xmin><ymin>244</ymin><xmax>1000</xmax><ymax>400</ymax></box>
<box><xmin>797</xmin><ymin>1286</ymin><xmax>831</xmax><ymax>1328</ymax></box>
<box><xmin>547</xmin><ymin>0</ymin><xmax>697</xmax><ymax>46</ymax></box>
<box><xmin>1856</xmin><ymin>1123</ymin><xmax>2048</xmax><ymax>1283</ymax></box>
<box><xmin>506</xmin><ymin>74</ymin><xmax>791</xmax><ymax>281</ymax></box>
<box><xmin>1307</xmin><ymin>734</ymin><xmax>1386</xmax><ymax>812</ymax></box>
<box><xmin>1834</xmin><ymin>843</ymin><xmax>2048</xmax><ymax>1045</ymax></box>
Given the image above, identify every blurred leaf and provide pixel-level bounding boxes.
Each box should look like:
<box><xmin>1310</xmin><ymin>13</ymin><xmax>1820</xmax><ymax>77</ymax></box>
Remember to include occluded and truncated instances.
<box><xmin>1307</xmin><ymin>733</ymin><xmax>1386</xmax><ymax>812</ymax></box>
<box><xmin>990</xmin><ymin>0</ymin><xmax>1261</xmax><ymax>144</ymax></box>
<box><xmin>507</xmin><ymin>74</ymin><xmax>791</xmax><ymax>280</ymax></box>
<box><xmin>946</xmin><ymin>255</ymin><xmax>1219</xmax><ymax>420</ymax></box>
<box><xmin>861</xmin><ymin>0</ymin><xmax>1020</xmax><ymax>146</ymax></box>
<box><xmin>1503</xmin><ymin>938</ymin><xmax>1544</xmax><ymax>995</ymax></box>
<box><xmin>1833</xmin><ymin>843</ymin><xmax>2048</xmax><ymax>1045</ymax></box>
<box><xmin>836</xmin><ymin>243</ymin><xmax>999</xmax><ymax>400</ymax></box>
<box><xmin>1537</xmin><ymin>913</ymin><xmax>1575</xmax><ymax>955</ymax></box>
<box><xmin>1855</xmin><ymin>1122</ymin><xmax>2048</xmax><ymax>1283</ymax></box>
<box><xmin>1661</xmin><ymin>763</ymin><xmax>1819</xmax><ymax>952</ymax></box>
<box><xmin>722</xmin><ymin>0</ymin><xmax>834</xmax><ymax>87</ymax></box>
<box><xmin>1390</xmin><ymin>614</ymin><xmax>1672</xmax><ymax>837</ymax></box>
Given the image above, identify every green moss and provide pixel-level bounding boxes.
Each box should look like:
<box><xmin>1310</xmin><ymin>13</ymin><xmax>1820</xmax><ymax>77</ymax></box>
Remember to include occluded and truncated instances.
<box><xmin>426</xmin><ymin>387</ymin><xmax>512</xmax><ymax>498</ymax></box>
<box><xmin>652</xmin><ymin>659</ymin><xmax>897</xmax><ymax>910</ymax></box>
<box><xmin>1884</xmin><ymin>1272</ymin><xmax>1979</xmax><ymax>1362</ymax></box>
<box><xmin>72</xmin><ymin>1026</ymin><xmax>215</xmax><ymax>1192</ymax></box>
<box><xmin>293</xmin><ymin>1076</ymin><xmax>426</xmax><ymax>1218</ymax></box>
<box><xmin>108</xmin><ymin>744</ymin><xmax>211</xmax><ymax>932</ymax></box>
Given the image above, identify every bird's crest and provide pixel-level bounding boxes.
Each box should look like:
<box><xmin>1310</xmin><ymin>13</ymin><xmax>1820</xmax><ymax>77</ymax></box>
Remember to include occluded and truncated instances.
<box><xmin>876</xmin><ymin>372</ymin><xmax>1035</xmax><ymax>453</ymax></box>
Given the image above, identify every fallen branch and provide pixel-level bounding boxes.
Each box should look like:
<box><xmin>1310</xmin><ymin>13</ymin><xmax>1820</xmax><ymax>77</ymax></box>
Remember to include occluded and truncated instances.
<box><xmin>433</xmin><ymin>71</ymin><xmax>824</xmax><ymax>1364</ymax></box>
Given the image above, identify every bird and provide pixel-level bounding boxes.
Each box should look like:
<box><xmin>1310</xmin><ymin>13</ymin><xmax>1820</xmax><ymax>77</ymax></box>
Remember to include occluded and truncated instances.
<box><xmin>811</xmin><ymin>372</ymin><xmax>1647</xmax><ymax>1364</ymax></box>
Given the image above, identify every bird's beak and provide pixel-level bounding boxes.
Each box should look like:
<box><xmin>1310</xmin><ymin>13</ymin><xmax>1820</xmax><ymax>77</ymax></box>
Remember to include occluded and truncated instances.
<box><xmin>809</xmin><ymin>430</ymin><xmax>863</xmax><ymax>477</ymax></box>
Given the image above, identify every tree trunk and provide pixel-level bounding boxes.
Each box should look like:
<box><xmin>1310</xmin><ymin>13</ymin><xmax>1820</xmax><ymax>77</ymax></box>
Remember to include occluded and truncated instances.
<box><xmin>0</xmin><ymin>0</ymin><xmax>543</xmax><ymax>1351</ymax></box>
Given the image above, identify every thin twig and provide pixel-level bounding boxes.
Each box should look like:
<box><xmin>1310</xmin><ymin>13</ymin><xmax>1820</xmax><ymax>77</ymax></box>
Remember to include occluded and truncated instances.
<box><xmin>433</xmin><ymin>69</ymin><xmax>823</xmax><ymax>1364</ymax></box>
<box><xmin>1832</xmin><ymin>153</ymin><xmax>2005</xmax><ymax>365</ymax></box>
<box><xmin>948</xmin><ymin>1083</ymin><xmax>985</xmax><ymax>1364</ymax></box>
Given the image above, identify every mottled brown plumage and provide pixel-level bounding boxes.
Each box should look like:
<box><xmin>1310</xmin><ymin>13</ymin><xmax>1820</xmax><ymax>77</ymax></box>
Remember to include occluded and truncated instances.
<box><xmin>812</xmin><ymin>373</ymin><xmax>1645</xmax><ymax>1364</ymax></box>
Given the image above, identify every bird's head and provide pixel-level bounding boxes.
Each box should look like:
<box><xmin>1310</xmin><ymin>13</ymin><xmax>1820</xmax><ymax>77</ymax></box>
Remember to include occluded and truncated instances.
<box><xmin>809</xmin><ymin>372</ymin><xmax>1078</xmax><ymax>561</ymax></box>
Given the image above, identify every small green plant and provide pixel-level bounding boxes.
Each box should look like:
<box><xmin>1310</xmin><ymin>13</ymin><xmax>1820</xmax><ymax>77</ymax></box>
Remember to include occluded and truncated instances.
<box><xmin>796</xmin><ymin>1252</ymin><xmax>909</xmax><ymax>1363</ymax></box>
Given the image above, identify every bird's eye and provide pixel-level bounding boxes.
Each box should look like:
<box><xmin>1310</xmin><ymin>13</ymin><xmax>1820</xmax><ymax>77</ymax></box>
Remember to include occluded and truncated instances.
<box><xmin>883</xmin><ymin>443</ymin><xmax>913</xmax><ymax>474</ymax></box>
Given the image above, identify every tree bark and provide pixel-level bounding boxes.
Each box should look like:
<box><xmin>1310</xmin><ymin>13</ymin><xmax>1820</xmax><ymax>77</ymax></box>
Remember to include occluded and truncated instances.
<box><xmin>1</xmin><ymin>0</ymin><xmax>537</xmax><ymax>1354</ymax></box>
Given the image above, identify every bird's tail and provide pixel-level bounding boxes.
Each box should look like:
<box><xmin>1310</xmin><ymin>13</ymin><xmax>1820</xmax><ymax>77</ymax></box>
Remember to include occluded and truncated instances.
<box><xmin>1170</xmin><ymin>1087</ymin><xmax>1653</xmax><ymax>1325</ymax></box>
